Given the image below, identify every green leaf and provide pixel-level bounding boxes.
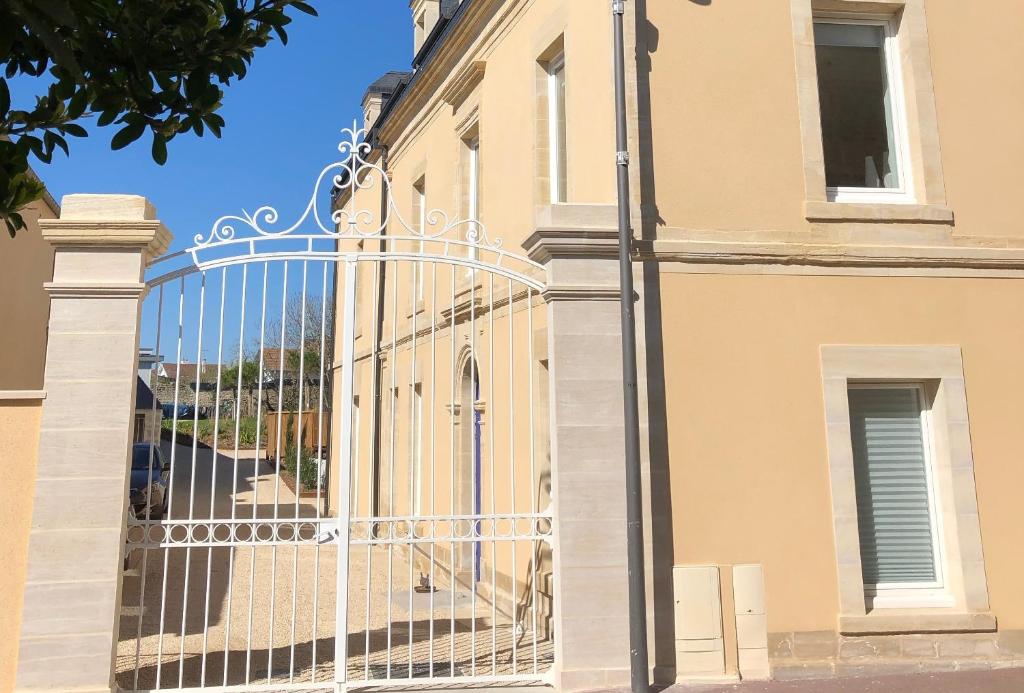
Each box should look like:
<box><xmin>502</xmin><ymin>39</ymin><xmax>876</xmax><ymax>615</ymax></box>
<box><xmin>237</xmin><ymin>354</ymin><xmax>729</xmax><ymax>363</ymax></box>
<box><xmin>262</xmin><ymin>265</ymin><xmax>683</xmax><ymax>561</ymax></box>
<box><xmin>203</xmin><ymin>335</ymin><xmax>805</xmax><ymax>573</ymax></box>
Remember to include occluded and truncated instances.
<box><xmin>111</xmin><ymin>121</ymin><xmax>146</xmax><ymax>150</ymax></box>
<box><xmin>151</xmin><ymin>131</ymin><xmax>167</xmax><ymax>165</ymax></box>
<box><xmin>28</xmin><ymin>0</ymin><xmax>76</xmax><ymax>27</ymax></box>
<box><xmin>65</xmin><ymin>88</ymin><xmax>87</xmax><ymax>119</ymax></box>
<box><xmin>22</xmin><ymin>135</ymin><xmax>46</xmax><ymax>161</ymax></box>
<box><xmin>5</xmin><ymin>213</ymin><xmax>25</xmax><ymax>238</ymax></box>
<box><xmin>290</xmin><ymin>2</ymin><xmax>318</xmax><ymax>16</ymax></box>
<box><xmin>10</xmin><ymin>0</ymin><xmax>83</xmax><ymax>80</ymax></box>
<box><xmin>96</xmin><ymin>110</ymin><xmax>118</xmax><ymax>127</ymax></box>
<box><xmin>44</xmin><ymin>130</ymin><xmax>69</xmax><ymax>157</ymax></box>
<box><xmin>61</xmin><ymin>122</ymin><xmax>86</xmax><ymax>138</ymax></box>
<box><xmin>0</xmin><ymin>78</ymin><xmax>9</xmax><ymax>116</ymax></box>
<box><xmin>205</xmin><ymin>119</ymin><xmax>222</xmax><ymax>138</ymax></box>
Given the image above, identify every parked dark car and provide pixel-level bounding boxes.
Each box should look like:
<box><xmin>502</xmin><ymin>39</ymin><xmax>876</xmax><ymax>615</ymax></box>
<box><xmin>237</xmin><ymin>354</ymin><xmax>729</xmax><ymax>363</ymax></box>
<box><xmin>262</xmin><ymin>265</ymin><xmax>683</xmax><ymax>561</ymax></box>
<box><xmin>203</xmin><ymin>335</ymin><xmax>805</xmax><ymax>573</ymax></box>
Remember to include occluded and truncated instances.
<box><xmin>162</xmin><ymin>402</ymin><xmax>195</xmax><ymax>420</ymax></box>
<box><xmin>129</xmin><ymin>443</ymin><xmax>170</xmax><ymax>519</ymax></box>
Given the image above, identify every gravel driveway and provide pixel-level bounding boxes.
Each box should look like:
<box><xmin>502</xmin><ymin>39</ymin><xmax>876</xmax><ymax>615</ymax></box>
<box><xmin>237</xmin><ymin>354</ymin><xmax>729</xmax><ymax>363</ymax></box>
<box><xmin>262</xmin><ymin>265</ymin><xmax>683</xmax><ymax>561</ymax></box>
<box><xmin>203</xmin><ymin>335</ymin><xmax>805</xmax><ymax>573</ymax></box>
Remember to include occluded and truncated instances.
<box><xmin>116</xmin><ymin>442</ymin><xmax>552</xmax><ymax>690</ymax></box>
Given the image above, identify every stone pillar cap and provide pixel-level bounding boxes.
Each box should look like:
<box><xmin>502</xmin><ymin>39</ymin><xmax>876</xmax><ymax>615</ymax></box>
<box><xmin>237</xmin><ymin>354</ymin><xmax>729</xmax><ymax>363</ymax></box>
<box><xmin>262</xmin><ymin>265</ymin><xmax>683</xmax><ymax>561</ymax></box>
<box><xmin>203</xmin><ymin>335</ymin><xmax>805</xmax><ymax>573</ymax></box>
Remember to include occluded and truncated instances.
<box><xmin>38</xmin><ymin>194</ymin><xmax>173</xmax><ymax>261</ymax></box>
<box><xmin>59</xmin><ymin>194</ymin><xmax>157</xmax><ymax>221</ymax></box>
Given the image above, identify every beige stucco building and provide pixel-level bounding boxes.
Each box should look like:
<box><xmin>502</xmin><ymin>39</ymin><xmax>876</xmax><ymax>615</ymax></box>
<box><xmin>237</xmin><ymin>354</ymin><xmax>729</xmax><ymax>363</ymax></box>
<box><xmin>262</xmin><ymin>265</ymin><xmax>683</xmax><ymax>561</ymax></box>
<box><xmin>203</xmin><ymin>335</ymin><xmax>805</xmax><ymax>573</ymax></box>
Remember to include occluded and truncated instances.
<box><xmin>4</xmin><ymin>0</ymin><xmax>1024</xmax><ymax>691</ymax></box>
<box><xmin>0</xmin><ymin>189</ymin><xmax>57</xmax><ymax>693</ymax></box>
<box><xmin>336</xmin><ymin>0</ymin><xmax>1024</xmax><ymax>684</ymax></box>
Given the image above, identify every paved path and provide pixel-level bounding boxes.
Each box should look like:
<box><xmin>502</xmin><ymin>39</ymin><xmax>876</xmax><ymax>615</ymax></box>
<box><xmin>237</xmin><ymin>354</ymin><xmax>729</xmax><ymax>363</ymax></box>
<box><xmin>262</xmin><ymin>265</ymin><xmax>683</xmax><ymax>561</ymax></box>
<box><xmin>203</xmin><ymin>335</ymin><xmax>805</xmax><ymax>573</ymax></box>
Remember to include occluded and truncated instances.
<box><xmin>653</xmin><ymin>668</ymin><xmax>1024</xmax><ymax>693</ymax></box>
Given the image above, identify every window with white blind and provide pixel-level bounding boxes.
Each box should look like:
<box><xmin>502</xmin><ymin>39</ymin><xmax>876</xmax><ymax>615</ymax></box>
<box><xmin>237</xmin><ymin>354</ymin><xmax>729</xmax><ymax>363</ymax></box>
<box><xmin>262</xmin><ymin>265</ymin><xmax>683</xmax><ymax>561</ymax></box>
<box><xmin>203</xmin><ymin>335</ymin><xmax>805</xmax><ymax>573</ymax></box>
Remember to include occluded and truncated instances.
<box><xmin>848</xmin><ymin>384</ymin><xmax>948</xmax><ymax>606</ymax></box>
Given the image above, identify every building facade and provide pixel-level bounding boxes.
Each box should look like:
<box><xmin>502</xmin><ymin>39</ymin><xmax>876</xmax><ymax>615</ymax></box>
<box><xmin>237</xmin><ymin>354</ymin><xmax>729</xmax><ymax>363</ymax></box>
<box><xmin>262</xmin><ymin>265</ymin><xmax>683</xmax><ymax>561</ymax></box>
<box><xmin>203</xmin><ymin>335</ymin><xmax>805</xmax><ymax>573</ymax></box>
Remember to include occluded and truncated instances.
<box><xmin>0</xmin><ymin>189</ymin><xmax>57</xmax><ymax>693</ymax></box>
<box><xmin>345</xmin><ymin>0</ymin><xmax>1024</xmax><ymax>684</ymax></box>
<box><xmin>6</xmin><ymin>1</ymin><xmax>1024</xmax><ymax>691</ymax></box>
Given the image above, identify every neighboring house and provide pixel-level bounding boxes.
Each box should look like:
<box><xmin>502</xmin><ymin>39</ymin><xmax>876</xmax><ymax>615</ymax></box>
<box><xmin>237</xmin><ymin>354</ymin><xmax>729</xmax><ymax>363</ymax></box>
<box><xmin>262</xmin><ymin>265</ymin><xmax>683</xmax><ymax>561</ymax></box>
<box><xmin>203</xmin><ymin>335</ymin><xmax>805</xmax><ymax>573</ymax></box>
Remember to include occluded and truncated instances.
<box><xmin>154</xmin><ymin>349</ymin><xmax>327</xmax><ymax>417</ymax></box>
<box><xmin>154</xmin><ymin>361</ymin><xmax>225</xmax><ymax>411</ymax></box>
<box><xmin>137</xmin><ymin>347</ymin><xmax>162</xmax><ymax>385</ymax></box>
<box><xmin>133</xmin><ymin>377</ymin><xmax>163</xmax><ymax>444</ymax></box>
<box><xmin>157</xmin><ymin>361</ymin><xmax>218</xmax><ymax>390</ymax></box>
<box><xmin>0</xmin><ymin>184</ymin><xmax>57</xmax><ymax>693</ymax></box>
<box><xmin>331</xmin><ymin>0</ymin><xmax>1024</xmax><ymax>685</ymax></box>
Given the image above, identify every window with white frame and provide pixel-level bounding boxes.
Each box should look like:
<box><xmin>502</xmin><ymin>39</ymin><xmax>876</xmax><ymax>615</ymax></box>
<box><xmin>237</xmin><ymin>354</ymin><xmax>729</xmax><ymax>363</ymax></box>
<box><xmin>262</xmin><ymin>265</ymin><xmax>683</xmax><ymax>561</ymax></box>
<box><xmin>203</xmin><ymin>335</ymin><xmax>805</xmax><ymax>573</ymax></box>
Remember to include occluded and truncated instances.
<box><xmin>413</xmin><ymin>177</ymin><xmax>426</xmax><ymax>300</ymax></box>
<box><xmin>847</xmin><ymin>383</ymin><xmax>950</xmax><ymax>608</ymax></box>
<box><xmin>412</xmin><ymin>383</ymin><xmax>423</xmax><ymax>515</ymax></box>
<box><xmin>351</xmin><ymin>396</ymin><xmax>361</xmax><ymax>511</ymax></box>
<box><xmin>814</xmin><ymin>17</ymin><xmax>913</xmax><ymax>203</ymax></box>
<box><xmin>547</xmin><ymin>53</ymin><xmax>567</xmax><ymax>204</ymax></box>
<box><xmin>464</xmin><ymin>135</ymin><xmax>480</xmax><ymax>263</ymax></box>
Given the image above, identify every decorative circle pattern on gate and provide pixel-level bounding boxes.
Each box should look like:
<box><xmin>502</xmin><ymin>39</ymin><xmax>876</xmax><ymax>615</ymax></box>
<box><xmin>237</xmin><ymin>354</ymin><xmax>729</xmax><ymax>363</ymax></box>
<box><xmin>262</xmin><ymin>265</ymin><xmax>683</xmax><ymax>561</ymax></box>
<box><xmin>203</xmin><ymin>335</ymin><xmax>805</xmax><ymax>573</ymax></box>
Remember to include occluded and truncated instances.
<box><xmin>117</xmin><ymin>125</ymin><xmax>554</xmax><ymax>692</ymax></box>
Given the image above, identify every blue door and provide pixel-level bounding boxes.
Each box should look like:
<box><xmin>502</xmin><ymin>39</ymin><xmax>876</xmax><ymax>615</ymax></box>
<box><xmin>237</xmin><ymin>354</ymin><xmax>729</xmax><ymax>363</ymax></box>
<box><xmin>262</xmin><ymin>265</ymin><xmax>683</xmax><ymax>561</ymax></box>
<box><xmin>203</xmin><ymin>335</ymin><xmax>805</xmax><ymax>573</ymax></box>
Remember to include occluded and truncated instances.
<box><xmin>473</xmin><ymin>375</ymin><xmax>482</xmax><ymax>582</ymax></box>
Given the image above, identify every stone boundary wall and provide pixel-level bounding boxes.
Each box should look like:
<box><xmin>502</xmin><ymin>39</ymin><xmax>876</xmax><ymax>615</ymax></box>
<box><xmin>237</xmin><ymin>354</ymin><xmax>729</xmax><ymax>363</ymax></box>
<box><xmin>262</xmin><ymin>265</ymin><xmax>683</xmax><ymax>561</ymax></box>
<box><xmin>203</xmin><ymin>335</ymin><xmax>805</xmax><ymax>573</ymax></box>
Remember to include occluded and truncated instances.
<box><xmin>768</xmin><ymin>630</ymin><xmax>1024</xmax><ymax>680</ymax></box>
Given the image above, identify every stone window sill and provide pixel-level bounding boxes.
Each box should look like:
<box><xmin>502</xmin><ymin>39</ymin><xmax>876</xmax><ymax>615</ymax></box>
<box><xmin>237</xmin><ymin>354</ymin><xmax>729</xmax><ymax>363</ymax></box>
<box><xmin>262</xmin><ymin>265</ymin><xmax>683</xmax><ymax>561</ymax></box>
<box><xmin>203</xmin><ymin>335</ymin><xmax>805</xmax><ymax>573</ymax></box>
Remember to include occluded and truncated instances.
<box><xmin>805</xmin><ymin>201</ymin><xmax>954</xmax><ymax>225</ymax></box>
<box><xmin>839</xmin><ymin>611</ymin><xmax>996</xmax><ymax>635</ymax></box>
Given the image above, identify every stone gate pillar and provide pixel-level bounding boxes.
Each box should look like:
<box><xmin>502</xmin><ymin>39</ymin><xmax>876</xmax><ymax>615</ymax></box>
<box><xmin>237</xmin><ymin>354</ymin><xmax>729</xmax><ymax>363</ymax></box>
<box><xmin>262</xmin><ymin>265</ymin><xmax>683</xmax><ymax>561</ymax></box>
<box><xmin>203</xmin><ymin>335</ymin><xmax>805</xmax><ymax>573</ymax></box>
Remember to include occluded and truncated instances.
<box><xmin>524</xmin><ymin>205</ymin><xmax>632</xmax><ymax>691</ymax></box>
<box><xmin>15</xmin><ymin>195</ymin><xmax>170</xmax><ymax>692</ymax></box>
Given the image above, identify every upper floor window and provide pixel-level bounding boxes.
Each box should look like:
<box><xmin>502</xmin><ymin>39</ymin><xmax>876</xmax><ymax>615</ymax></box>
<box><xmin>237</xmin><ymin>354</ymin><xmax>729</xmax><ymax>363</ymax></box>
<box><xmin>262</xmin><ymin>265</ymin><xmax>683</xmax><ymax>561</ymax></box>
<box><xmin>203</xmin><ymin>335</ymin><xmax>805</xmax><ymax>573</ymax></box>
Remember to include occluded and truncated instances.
<box><xmin>814</xmin><ymin>18</ymin><xmax>912</xmax><ymax>203</ymax></box>
<box><xmin>461</xmin><ymin>133</ymin><xmax>481</xmax><ymax>264</ymax></box>
<box><xmin>413</xmin><ymin>177</ymin><xmax>426</xmax><ymax>300</ymax></box>
<box><xmin>412</xmin><ymin>0</ymin><xmax>440</xmax><ymax>54</ymax></box>
<box><xmin>547</xmin><ymin>54</ymin><xmax>567</xmax><ymax>203</ymax></box>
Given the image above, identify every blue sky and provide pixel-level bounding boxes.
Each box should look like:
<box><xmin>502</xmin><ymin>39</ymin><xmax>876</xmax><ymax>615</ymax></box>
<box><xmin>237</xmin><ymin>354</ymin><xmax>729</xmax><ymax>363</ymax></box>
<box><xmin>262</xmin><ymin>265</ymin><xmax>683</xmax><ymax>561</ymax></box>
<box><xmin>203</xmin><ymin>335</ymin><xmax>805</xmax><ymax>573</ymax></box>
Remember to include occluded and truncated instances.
<box><xmin>13</xmin><ymin>2</ymin><xmax>413</xmax><ymax>365</ymax></box>
<box><xmin>17</xmin><ymin>2</ymin><xmax>411</xmax><ymax>253</ymax></box>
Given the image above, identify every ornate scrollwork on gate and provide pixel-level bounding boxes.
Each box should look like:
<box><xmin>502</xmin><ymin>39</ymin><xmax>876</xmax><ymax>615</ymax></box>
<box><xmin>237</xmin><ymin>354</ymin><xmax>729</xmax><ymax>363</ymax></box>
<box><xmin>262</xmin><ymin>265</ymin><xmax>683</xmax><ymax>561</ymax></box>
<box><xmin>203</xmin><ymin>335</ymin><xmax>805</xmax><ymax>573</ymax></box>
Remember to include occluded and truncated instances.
<box><xmin>138</xmin><ymin>120</ymin><xmax>546</xmax><ymax>289</ymax></box>
<box><xmin>192</xmin><ymin>121</ymin><xmax>503</xmax><ymax>255</ymax></box>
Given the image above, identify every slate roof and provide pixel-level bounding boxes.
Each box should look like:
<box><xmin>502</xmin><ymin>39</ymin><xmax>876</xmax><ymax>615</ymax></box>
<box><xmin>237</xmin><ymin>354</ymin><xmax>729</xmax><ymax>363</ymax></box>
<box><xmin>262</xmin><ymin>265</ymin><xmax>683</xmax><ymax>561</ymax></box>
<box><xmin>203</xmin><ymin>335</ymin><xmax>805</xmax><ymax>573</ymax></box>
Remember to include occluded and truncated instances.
<box><xmin>363</xmin><ymin>71</ymin><xmax>413</xmax><ymax>102</ymax></box>
<box><xmin>441</xmin><ymin>0</ymin><xmax>460</xmax><ymax>18</ymax></box>
<box><xmin>160</xmin><ymin>362</ymin><xmax>218</xmax><ymax>383</ymax></box>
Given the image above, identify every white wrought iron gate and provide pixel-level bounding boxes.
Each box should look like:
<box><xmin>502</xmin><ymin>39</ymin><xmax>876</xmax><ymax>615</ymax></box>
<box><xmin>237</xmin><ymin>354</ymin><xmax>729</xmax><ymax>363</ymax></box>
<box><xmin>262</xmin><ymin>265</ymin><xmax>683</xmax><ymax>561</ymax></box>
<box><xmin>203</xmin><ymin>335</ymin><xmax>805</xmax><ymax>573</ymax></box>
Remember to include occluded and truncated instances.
<box><xmin>117</xmin><ymin>127</ymin><xmax>555</xmax><ymax>692</ymax></box>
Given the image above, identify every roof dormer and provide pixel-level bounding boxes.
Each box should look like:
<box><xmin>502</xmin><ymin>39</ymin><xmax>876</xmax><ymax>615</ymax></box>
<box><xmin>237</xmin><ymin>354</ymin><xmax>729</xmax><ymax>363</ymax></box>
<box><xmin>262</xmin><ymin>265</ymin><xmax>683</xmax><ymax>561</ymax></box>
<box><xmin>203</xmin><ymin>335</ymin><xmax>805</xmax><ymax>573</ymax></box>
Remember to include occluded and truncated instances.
<box><xmin>411</xmin><ymin>0</ymin><xmax>441</xmax><ymax>54</ymax></box>
<box><xmin>361</xmin><ymin>71</ymin><xmax>413</xmax><ymax>131</ymax></box>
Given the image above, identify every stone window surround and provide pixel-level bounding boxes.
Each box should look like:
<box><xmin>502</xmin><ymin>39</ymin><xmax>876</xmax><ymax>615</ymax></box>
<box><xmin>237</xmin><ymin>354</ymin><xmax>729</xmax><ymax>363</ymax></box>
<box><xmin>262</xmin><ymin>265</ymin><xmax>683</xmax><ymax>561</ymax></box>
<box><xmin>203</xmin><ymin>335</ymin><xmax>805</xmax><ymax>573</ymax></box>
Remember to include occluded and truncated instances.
<box><xmin>534</xmin><ymin>33</ymin><xmax>567</xmax><ymax>208</ymax></box>
<box><xmin>456</xmin><ymin>108</ymin><xmax>482</xmax><ymax>224</ymax></box>
<box><xmin>819</xmin><ymin>345</ymin><xmax>993</xmax><ymax>635</ymax></box>
<box><xmin>409</xmin><ymin>167</ymin><xmax>428</xmax><ymax>315</ymax></box>
<box><xmin>791</xmin><ymin>0</ymin><xmax>953</xmax><ymax>225</ymax></box>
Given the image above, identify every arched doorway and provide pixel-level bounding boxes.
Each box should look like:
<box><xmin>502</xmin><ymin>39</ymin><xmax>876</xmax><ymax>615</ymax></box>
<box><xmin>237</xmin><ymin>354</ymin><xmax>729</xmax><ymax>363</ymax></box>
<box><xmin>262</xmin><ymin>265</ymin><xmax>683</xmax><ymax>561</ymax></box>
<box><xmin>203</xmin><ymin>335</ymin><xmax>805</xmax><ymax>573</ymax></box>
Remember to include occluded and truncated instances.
<box><xmin>456</xmin><ymin>356</ymin><xmax>482</xmax><ymax>582</ymax></box>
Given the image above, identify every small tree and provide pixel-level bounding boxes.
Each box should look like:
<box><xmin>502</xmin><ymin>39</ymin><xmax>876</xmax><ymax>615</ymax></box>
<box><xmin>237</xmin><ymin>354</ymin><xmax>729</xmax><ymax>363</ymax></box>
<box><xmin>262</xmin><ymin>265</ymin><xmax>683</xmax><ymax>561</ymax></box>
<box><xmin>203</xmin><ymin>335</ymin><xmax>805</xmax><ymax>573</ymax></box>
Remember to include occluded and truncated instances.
<box><xmin>265</xmin><ymin>289</ymin><xmax>335</xmax><ymax>408</ymax></box>
<box><xmin>222</xmin><ymin>356</ymin><xmax>262</xmax><ymax>417</ymax></box>
<box><xmin>0</xmin><ymin>0</ymin><xmax>317</xmax><ymax>235</ymax></box>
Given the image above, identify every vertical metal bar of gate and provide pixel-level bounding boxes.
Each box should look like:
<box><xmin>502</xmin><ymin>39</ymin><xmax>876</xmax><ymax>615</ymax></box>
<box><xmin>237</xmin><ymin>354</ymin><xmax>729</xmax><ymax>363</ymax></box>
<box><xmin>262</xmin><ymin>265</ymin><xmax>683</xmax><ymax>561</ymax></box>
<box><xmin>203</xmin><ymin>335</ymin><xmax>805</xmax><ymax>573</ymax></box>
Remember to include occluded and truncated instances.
<box><xmin>335</xmin><ymin>259</ymin><xmax>359</xmax><ymax>687</ymax></box>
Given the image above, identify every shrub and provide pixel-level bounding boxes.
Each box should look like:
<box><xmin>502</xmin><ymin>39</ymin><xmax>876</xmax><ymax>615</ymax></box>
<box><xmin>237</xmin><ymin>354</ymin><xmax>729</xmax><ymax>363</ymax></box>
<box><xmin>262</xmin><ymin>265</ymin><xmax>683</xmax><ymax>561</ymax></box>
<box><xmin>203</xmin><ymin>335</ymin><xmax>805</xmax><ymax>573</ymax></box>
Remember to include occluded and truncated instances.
<box><xmin>162</xmin><ymin>416</ymin><xmax>264</xmax><ymax>448</ymax></box>
<box><xmin>282</xmin><ymin>445</ymin><xmax>321</xmax><ymax>492</ymax></box>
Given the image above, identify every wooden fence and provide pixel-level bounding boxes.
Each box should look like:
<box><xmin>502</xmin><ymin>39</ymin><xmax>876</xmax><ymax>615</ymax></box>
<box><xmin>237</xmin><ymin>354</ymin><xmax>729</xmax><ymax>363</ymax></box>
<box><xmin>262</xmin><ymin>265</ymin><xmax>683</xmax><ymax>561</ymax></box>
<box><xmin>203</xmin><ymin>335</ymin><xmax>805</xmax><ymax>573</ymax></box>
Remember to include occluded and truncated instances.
<box><xmin>263</xmin><ymin>410</ymin><xmax>331</xmax><ymax>461</ymax></box>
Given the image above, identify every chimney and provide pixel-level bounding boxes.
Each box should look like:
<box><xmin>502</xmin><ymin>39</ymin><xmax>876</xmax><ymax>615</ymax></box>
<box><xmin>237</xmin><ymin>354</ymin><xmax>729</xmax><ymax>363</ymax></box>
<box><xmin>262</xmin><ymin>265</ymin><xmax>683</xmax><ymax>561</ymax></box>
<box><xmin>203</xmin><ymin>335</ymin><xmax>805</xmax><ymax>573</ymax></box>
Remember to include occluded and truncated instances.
<box><xmin>362</xmin><ymin>92</ymin><xmax>385</xmax><ymax>132</ymax></box>
<box><xmin>361</xmin><ymin>72</ymin><xmax>413</xmax><ymax>131</ymax></box>
<box><xmin>411</xmin><ymin>0</ymin><xmax>441</xmax><ymax>54</ymax></box>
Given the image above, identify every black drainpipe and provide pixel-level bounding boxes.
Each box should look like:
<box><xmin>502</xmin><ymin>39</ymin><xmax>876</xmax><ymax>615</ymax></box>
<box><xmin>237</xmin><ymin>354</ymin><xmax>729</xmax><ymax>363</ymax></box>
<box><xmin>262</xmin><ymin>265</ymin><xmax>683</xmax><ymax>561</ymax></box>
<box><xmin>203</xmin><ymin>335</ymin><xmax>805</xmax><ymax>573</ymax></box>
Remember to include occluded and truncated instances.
<box><xmin>369</xmin><ymin>145</ymin><xmax>390</xmax><ymax>519</ymax></box>
<box><xmin>611</xmin><ymin>1</ymin><xmax>650</xmax><ymax>692</ymax></box>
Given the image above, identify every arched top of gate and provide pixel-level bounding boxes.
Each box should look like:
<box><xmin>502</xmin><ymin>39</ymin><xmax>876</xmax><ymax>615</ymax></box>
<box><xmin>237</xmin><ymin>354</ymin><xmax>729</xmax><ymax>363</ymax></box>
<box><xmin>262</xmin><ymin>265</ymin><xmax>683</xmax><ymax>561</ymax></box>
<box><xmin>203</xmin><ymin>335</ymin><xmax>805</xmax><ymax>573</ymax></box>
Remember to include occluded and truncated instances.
<box><xmin>147</xmin><ymin>122</ymin><xmax>545</xmax><ymax>290</ymax></box>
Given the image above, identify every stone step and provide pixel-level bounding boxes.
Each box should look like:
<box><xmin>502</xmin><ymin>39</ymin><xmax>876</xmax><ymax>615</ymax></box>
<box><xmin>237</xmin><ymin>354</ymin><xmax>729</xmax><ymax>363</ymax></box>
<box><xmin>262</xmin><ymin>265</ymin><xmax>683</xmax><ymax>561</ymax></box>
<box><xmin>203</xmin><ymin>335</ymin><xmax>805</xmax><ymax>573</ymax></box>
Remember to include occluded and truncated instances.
<box><xmin>772</xmin><ymin>658</ymin><xmax>1024</xmax><ymax>681</ymax></box>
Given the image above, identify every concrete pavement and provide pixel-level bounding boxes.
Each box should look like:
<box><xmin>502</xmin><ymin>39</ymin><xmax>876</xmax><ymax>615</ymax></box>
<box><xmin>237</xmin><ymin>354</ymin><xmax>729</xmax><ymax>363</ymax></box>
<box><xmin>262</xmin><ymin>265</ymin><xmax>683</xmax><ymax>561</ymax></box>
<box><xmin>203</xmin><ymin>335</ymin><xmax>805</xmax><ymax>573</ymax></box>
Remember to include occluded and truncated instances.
<box><xmin>650</xmin><ymin>667</ymin><xmax>1024</xmax><ymax>693</ymax></box>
